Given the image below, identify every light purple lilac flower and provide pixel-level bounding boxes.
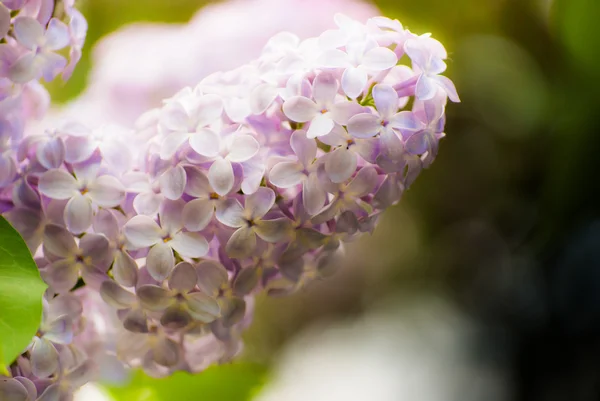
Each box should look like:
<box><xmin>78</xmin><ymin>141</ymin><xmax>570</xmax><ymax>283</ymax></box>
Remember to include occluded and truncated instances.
<box><xmin>0</xmin><ymin>12</ymin><xmax>458</xmax><ymax>395</ymax></box>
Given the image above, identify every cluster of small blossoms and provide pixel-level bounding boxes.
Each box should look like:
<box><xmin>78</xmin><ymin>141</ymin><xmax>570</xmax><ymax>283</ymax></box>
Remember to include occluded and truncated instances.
<box><xmin>0</xmin><ymin>13</ymin><xmax>458</xmax><ymax>399</ymax></box>
<box><xmin>0</xmin><ymin>0</ymin><xmax>87</xmax><ymax>194</ymax></box>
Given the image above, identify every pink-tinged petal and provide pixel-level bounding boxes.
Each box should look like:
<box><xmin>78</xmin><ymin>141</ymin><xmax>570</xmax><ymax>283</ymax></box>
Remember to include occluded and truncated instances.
<box><xmin>183</xmin><ymin>166</ymin><xmax>211</xmax><ymax>197</ymax></box>
<box><xmin>43</xmin><ymin>224</ymin><xmax>77</xmax><ymax>258</ymax></box>
<box><xmin>255</xmin><ymin>218</ymin><xmax>291</xmax><ymax>243</ymax></box>
<box><xmin>380</xmin><ymin>128</ymin><xmax>404</xmax><ymax>160</ymax></box>
<box><xmin>93</xmin><ymin>209</ymin><xmax>119</xmax><ymax>239</ymax></box>
<box><xmin>226</xmin><ymin>226</ymin><xmax>256</xmax><ymax>259</ymax></box>
<box><xmin>325</xmin><ymin>147</ymin><xmax>357</xmax><ymax>183</ymax></box>
<box><xmin>99</xmin><ymin>137</ymin><xmax>132</xmax><ymax>173</ymax></box>
<box><xmin>146</xmin><ymin>242</ymin><xmax>175</xmax><ymax>282</ymax></box>
<box><xmin>208</xmin><ymin>158</ymin><xmax>234</xmax><ymax>196</ymax></box>
<box><xmin>36</xmin><ymin>137</ymin><xmax>65</xmax><ymax>169</ymax></box>
<box><xmin>0</xmin><ymin>154</ymin><xmax>16</xmax><ymax>187</ymax></box>
<box><xmin>352</xmin><ymin>137</ymin><xmax>380</xmax><ymax>163</ymax></box>
<box><xmin>303</xmin><ymin>173</ymin><xmax>327</xmax><ymax>215</ymax></box>
<box><xmin>186</xmin><ymin>293</ymin><xmax>220</xmax><ymax>323</ymax></box>
<box><xmin>372</xmin><ymin>84</ymin><xmax>399</xmax><ymax>118</ymax></box>
<box><xmin>404</xmin><ymin>39</ymin><xmax>428</xmax><ymax>68</ymax></box>
<box><xmin>136</xmin><ymin>284</ymin><xmax>172</xmax><ymax>311</ymax></box>
<box><xmin>341</xmin><ymin>67</ymin><xmax>368</xmax><ymax>99</ymax></box>
<box><xmin>290</xmin><ymin>129</ymin><xmax>316</xmax><ymax>167</ymax></box>
<box><xmin>38</xmin><ymin>169</ymin><xmax>78</xmax><ymax>199</ymax></box>
<box><xmin>12</xmin><ymin>377</ymin><xmax>36</xmax><ymax>401</ymax></box>
<box><xmin>435</xmin><ymin>75</ymin><xmax>460</xmax><ymax>102</ymax></box>
<box><xmin>39</xmin><ymin>51</ymin><xmax>66</xmax><ymax>82</ymax></box>
<box><xmin>317</xmin><ymin>48</ymin><xmax>351</xmax><ymax>68</ymax></box>
<box><xmin>113</xmin><ymin>251</ymin><xmax>138</xmax><ymax>288</ymax></box>
<box><xmin>8</xmin><ymin>52</ymin><xmax>38</xmax><ymax>83</ymax></box>
<box><xmin>228</xmin><ymin>134</ymin><xmax>259</xmax><ymax>162</ymax></box>
<box><xmin>269</xmin><ymin>161</ymin><xmax>304</xmax><ymax>188</ymax></box>
<box><xmin>307</xmin><ymin>113</ymin><xmax>334</xmax><ymax>138</ymax></box>
<box><xmin>159</xmin><ymin>165</ymin><xmax>186</xmax><ymax>201</ymax></box>
<box><xmin>30</xmin><ymin>337</ymin><xmax>58</xmax><ymax>378</ymax></box>
<box><xmin>347</xmin><ymin>113</ymin><xmax>381</xmax><ymax>138</ymax></box>
<box><xmin>250</xmin><ymin>83</ymin><xmax>278</xmax><ymax>114</ymax></box>
<box><xmin>133</xmin><ymin>192</ymin><xmax>162</xmax><ymax>216</ymax></box>
<box><xmin>123</xmin><ymin>215</ymin><xmax>163</xmax><ymax>248</ymax></box>
<box><xmin>100</xmin><ymin>280</ymin><xmax>136</xmax><ymax>308</ymax></box>
<box><xmin>233</xmin><ymin>266</ymin><xmax>260</xmax><ymax>296</ymax></box>
<box><xmin>195</xmin><ymin>94</ymin><xmax>223</xmax><ymax>127</ymax></box>
<box><xmin>64</xmin><ymin>192</ymin><xmax>92</xmax><ymax>234</ymax></box>
<box><xmin>0</xmin><ymin>378</ymin><xmax>29</xmax><ymax>401</ymax></box>
<box><xmin>182</xmin><ymin>198</ymin><xmax>214</xmax><ymax>232</ymax></box>
<box><xmin>389</xmin><ymin>111</ymin><xmax>421</xmax><ymax>131</ymax></box>
<box><xmin>215</xmin><ymin>198</ymin><xmax>245</xmax><ymax>228</ymax></box>
<box><xmin>245</xmin><ymin>187</ymin><xmax>275</xmax><ymax>220</ymax></box>
<box><xmin>405</xmin><ymin>131</ymin><xmax>429</xmax><ymax>155</ymax></box>
<box><xmin>159</xmin><ymin>132</ymin><xmax>189</xmax><ymax>160</ymax></box>
<box><xmin>168</xmin><ymin>262</ymin><xmax>197</xmax><ymax>292</ymax></box>
<box><xmin>161</xmin><ymin>101</ymin><xmax>190</xmax><ymax>132</ymax></box>
<box><xmin>158</xmin><ymin>199</ymin><xmax>184</xmax><ymax>235</ymax></box>
<box><xmin>282</xmin><ymin>96</ymin><xmax>317</xmax><ymax>123</ymax></box>
<box><xmin>223</xmin><ymin>97</ymin><xmax>251</xmax><ymax>123</ymax></box>
<box><xmin>319</xmin><ymin>29</ymin><xmax>347</xmax><ymax>49</ymax></box>
<box><xmin>44</xmin><ymin>18</ymin><xmax>69</xmax><ymax>51</ymax></box>
<box><xmin>330</xmin><ymin>101</ymin><xmax>364</xmax><ymax>125</ymax></box>
<box><xmin>169</xmin><ymin>232</ymin><xmax>208</xmax><ymax>258</ymax></box>
<box><xmin>196</xmin><ymin>260</ymin><xmax>228</xmax><ymax>296</ymax></box>
<box><xmin>312</xmin><ymin>71</ymin><xmax>338</xmax><ymax>106</ymax></box>
<box><xmin>429</xmin><ymin>57</ymin><xmax>447</xmax><ymax>75</ymax></box>
<box><xmin>0</xmin><ymin>5</ymin><xmax>11</xmax><ymax>44</ymax></box>
<box><xmin>362</xmin><ymin>46</ymin><xmax>398</xmax><ymax>70</ymax></box>
<box><xmin>13</xmin><ymin>16</ymin><xmax>44</xmax><ymax>49</ymax></box>
<box><xmin>189</xmin><ymin>128</ymin><xmax>220</xmax><ymax>158</ymax></box>
<box><xmin>87</xmin><ymin>175</ymin><xmax>125</xmax><ymax>207</ymax></box>
<box><xmin>36</xmin><ymin>384</ymin><xmax>60</xmax><ymax>401</ymax></box>
<box><xmin>43</xmin><ymin>259</ymin><xmax>78</xmax><ymax>293</ymax></box>
<box><xmin>415</xmin><ymin>75</ymin><xmax>437</xmax><ymax>101</ymax></box>
<box><xmin>79</xmin><ymin>233</ymin><xmax>110</xmax><ymax>267</ymax></box>
<box><xmin>64</xmin><ymin>135</ymin><xmax>96</xmax><ymax>164</ymax></box>
<box><xmin>346</xmin><ymin>166</ymin><xmax>378</xmax><ymax>197</ymax></box>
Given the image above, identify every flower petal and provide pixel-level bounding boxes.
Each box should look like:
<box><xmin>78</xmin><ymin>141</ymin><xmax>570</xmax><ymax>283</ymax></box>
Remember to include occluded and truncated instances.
<box><xmin>183</xmin><ymin>166</ymin><xmax>211</xmax><ymax>197</ymax></box>
<box><xmin>64</xmin><ymin>192</ymin><xmax>93</xmax><ymax>234</ymax></box>
<box><xmin>361</xmin><ymin>46</ymin><xmax>398</xmax><ymax>70</ymax></box>
<box><xmin>325</xmin><ymin>147</ymin><xmax>357</xmax><ymax>183</ymax></box>
<box><xmin>189</xmin><ymin>128</ymin><xmax>221</xmax><ymax>158</ymax></box>
<box><xmin>30</xmin><ymin>337</ymin><xmax>59</xmax><ymax>378</ymax></box>
<box><xmin>168</xmin><ymin>262</ymin><xmax>197</xmax><ymax>293</ymax></box>
<box><xmin>13</xmin><ymin>17</ymin><xmax>43</xmax><ymax>49</ymax></box>
<box><xmin>36</xmin><ymin>137</ymin><xmax>65</xmax><ymax>170</ymax></box>
<box><xmin>123</xmin><ymin>215</ymin><xmax>163</xmax><ymax>248</ymax></box>
<box><xmin>312</xmin><ymin>71</ymin><xmax>338</xmax><ymax>106</ymax></box>
<box><xmin>306</xmin><ymin>113</ymin><xmax>334</xmax><ymax>139</ymax></box>
<box><xmin>195</xmin><ymin>94</ymin><xmax>223</xmax><ymax>127</ymax></box>
<box><xmin>182</xmin><ymin>198</ymin><xmax>214</xmax><ymax>232</ymax></box>
<box><xmin>44</xmin><ymin>18</ymin><xmax>70</xmax><ymax>51</ymax></box>
<box><xmin>87</xmin><ymin>175</ymin><xmax>125</xmax><ymax>207</ymax></box>
<box><xmin>100</xmin><ymin>280</ymin><xmax>136</xmax><ymax>309</ymax></box>
<box><xmin>372</xmin><ymin>84</ymin><xmax>399</xmax><ymax>118</ymax></box>
<box><xmin>415</xmin><ymin>75</ymin><xmax>437</xmax><ymax>101</ymax></box>
<box><xmin>302</xmin><ymin>173</ymin><xmax>327</xmax><ymax>215</ymax></box>
<box><xmin>389</xmin><ymin>111</ymin><xmax>421</xmax><ymax>131</ymax></box>
<box><xmin>160</xmin><ymin>304</ymin><xmax>192</xmax><ymax>330</ymax></box>
<box><xmin>215</xmin><ymin>198</ymin><xmax>245</xmax><ymax>228</ymax></box>
<box><xmin>43</xmin><ymin>224</ymin><xmax>77</xmax><ymax>258</ymax></box>
<box><xmin>347</xmin><ymin>113</ymin><xmax>381</xmax><ymax>138</ymax></box>
<box><xmin>196</xmin><ymin>260</ymin><xmax>228</xmax><ymax>296</ymax></box>
<box><xmin>113</xmin><ymin>251</ymin><xmax>139</xmax><ymax>288</ymax></box>
<box><xmin>346</xmin><ymin>166</ymin><xmax>378</xmax><ymax>197</ymax></box>
<box><xmin>226</xmin><ymin>226</ymin><xmax>257</xmax><ymax>259</ymax></box>
<box><xmin>270</xmin><ymin>161</ymin><xmax>305</xmax><ymax>189</ymax></box>
<box><xmin>159</xmin><ymin>132</ymin><xmax>189</xmax><ymax>160</ymax></box>
<box><xmin>227</xmin><ymin>134</ymin><xmax>259</xmax><ymax>163</ymax></box>
<box><xmin>186</xmin><ymin>292</ymin><xmax>220</xmax><ymax>323</ymax></box>
<box><xmin>38</xmin><ymin>169</ymin><xmax>78</xmax><ymax>200</ymax></box>
<box><xmin>282</xmin><ymin>96</ymin><xmax>317</xmax><ymax>122</ymax></box>
<box><xmin>146</xmin><ymin>242</ymin><xmax>175</xmax><ymax>282</ymax></box>
<box><xmin>159</xmin><ymin>165</ymin><xmax>186</xmax><ymax>201</ymax></box>
<box><xmin>290</xmin><ymin>129</ymin><xmax>316</xmax><ymax>167</ymax></box>
<box><xmin>136</xmin><ymin>284</ymin><xmax>172</xmax><ymax>311</ymax></box>
<box><xmin>169</xmin><ymin>232</ymin><xmax>209</xmax><ymax>258</ymax></box>
<box><xmin>245</xmin><ymin>187</ymin><xmax>275</xmax><ymax>220</ymax></box>
<box><xmin>43</xmin><ymin>259</ymin><xmax>79</xmax><ymax>293</ymax></box>
<box><xmin>208</xmin><ymin>158</ymin><xmax>234</xmax><ymax>196</ymax></box>
<box><xmin>341</xmin><ymin>67</ymin><xmax>368</xmax><ymax>99</ymax></box>
<box><xmin>0</xmin><ymin>378</ymin><xmax>29</xmax><ymax>401</ymax></box>
<box><xmin>133</xmin><ymin>192</ymin><xmax>162</xmax><ymax>216</ymax></box>
<box><xmin>254</xmin><ymin>218</ymin><xmax>291</xmax><ymax>243</ymax></box>
<box><xmin>79</xmin><ymin>233</ymin><xmax>110</xmax><ymax>268</ymax></box>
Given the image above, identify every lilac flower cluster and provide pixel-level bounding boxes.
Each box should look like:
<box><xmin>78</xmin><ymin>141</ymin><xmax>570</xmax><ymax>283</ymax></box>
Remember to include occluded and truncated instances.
<box><xmin>1</xmin><ymin>0</ymin><xmax>87</xmax><ymax>193</ymax></box>
<box><xmin>0</xmin><ymin>13</ymin><xmax>458</xmax><ymax>399</ymax></box>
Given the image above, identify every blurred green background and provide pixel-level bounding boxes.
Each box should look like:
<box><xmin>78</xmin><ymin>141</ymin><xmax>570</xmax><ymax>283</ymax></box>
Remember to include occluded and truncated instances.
<box><xmin>55</xmin><ymin>0</ymin><xmax>600</xmax><ymax>400</ymax></box>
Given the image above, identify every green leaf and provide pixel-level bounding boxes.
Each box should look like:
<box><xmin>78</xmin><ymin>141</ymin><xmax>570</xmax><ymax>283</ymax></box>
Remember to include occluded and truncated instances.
<box><xmin>0</xmin><ymin>216</ymin><xmax>47</xmax><ymax>370</ymax></box>
<box><xmin>106</xmin><ymin>363</ymin><xmax>268</xmax><ymax>401</ymax></box>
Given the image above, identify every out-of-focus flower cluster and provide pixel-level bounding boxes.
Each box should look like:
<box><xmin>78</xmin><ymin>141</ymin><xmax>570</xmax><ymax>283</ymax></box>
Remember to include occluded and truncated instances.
<box><xmin>0</xmin><ymin>12</ymin><xmax>458</xmax><ymax>400</ymax></box>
